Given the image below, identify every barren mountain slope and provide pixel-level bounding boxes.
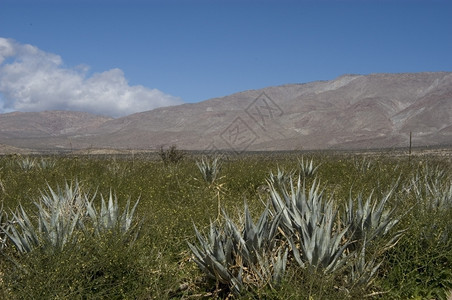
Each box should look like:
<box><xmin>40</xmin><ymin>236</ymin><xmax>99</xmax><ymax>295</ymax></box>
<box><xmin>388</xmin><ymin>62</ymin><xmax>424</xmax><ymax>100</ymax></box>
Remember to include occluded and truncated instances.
<box><xmin>76</xmin><ymin>72</ymin><xmax>451</xmax><ymax>151</ymax></box>
<box><xmin>0</xmin><ymin>111</ymin><xmax>112</xmax><ymax>150</ymax></box>
<box><xmin>0</xmin><ymin>72</ymin><xmax>451</xmax><ymax>152</ymax></box>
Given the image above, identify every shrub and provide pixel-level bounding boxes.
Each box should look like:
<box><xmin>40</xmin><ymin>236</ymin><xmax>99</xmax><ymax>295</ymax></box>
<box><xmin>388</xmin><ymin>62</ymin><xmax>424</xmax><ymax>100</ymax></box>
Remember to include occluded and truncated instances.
<box><xmin>159</xmin><ymin>145</ymin><xmax>185</xmax><ymax>165</ymax></box>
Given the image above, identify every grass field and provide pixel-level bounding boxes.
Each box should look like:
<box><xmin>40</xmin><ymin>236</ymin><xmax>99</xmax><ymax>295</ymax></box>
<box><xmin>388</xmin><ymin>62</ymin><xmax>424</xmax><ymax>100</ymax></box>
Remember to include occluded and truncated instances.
<box><xmin>0</xmin><ymin>150</ymin><xmax>451</xmax><ymax>299</ymax></box>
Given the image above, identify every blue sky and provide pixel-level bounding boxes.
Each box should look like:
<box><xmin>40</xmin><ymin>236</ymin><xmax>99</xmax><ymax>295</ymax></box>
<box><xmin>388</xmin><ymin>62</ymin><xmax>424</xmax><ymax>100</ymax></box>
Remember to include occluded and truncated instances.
<box><xmin>1</xmin><ymin>0</ymin><xmax>451</xmax><ymax>117</ymax></box>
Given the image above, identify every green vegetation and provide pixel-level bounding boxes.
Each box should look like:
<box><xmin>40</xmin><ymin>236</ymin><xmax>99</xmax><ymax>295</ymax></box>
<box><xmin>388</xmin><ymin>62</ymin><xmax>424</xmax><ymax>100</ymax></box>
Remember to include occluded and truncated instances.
<box><xmin>0</xmin><ymin>151</ymin><xmax>451</xmax><ymax>299</ymax></box>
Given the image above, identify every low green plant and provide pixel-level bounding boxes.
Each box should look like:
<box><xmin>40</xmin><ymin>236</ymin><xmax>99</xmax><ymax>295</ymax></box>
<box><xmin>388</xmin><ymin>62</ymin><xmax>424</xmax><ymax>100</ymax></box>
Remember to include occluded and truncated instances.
<box><xmin>382</xmin><ymin>209</ymin><xmax>452</xmax><ymax>299</ymax></box>
<box><xmin>2</xmin><ymin>227</ymin><xmax>152</xmax><ymax>299</ymax></box>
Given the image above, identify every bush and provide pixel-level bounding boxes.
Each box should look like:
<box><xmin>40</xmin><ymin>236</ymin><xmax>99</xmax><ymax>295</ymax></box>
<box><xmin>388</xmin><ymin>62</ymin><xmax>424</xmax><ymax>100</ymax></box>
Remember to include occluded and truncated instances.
<box><xmin>159</xmin><ymin>145</ymin><xmax>185</xmax><ymax>165</ymax></box>
<box><xmin>1</xmin><ymin>231</ymin><xmax>151</xmax><ymax>299</ymax></box>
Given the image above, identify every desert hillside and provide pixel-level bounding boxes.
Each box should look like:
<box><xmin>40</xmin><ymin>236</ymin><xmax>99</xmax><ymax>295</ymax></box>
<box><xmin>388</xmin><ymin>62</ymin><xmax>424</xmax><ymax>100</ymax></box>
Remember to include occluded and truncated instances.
<box><xmin>0</xmin><ymin>72</ymin><xmax>451</xmax><ymax>153</ymax></box>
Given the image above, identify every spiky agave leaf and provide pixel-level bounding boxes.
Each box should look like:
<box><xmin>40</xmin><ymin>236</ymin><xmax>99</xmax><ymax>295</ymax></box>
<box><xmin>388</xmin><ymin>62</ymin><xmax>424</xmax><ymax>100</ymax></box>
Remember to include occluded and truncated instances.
<box><xmin>120</xmin><ymin>196</ymin><xmax>140</xmax><ymax>234</ymax></box>
<box><xmin>267</xmin><ymin>180</ymin><xmax>293</xmax><ymax>230</ymax></box>
<box><xmin>222</xmin><ymin>211</ymin><xmax>251</xmax><ymax>266</ymax></box>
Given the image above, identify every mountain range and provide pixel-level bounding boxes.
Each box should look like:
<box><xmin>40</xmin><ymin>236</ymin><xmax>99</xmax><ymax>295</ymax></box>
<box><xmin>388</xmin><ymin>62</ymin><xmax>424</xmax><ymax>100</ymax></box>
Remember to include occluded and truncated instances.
<box><xmin>1</xmin><ymin>72</ymin><xmax>451</xmax><ymax>154</ymax></box>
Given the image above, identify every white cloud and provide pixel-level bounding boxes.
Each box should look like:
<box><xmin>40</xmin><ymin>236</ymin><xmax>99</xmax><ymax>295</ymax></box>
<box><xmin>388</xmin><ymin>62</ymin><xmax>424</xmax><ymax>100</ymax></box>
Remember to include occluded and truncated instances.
<box><xmin>0</xmin><ymin>37</ymin><xmax>182</xmax><ymax>117</ymax></box>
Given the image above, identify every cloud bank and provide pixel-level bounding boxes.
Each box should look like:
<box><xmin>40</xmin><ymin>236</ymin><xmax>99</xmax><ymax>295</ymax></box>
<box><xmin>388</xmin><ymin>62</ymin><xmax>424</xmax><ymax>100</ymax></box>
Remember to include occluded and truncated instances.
<box><xmin>0</xmin><ymin>37</ymin><xmax>182</xmax><ymax>117</ymax></box>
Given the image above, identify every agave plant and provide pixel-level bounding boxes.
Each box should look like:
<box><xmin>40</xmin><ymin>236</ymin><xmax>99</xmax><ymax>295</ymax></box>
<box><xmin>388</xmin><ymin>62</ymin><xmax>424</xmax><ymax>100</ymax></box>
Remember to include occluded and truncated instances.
<box><xmin>39</xmin><ymin>181</ymin><xmax>91</xmax><ymax>220</ymax></box>
<box><xmin>228</xmin><ymin>203</ymin><xmax>281</xmax><ymax>266</ymax></box>
<box><xmin>2</xmin><ymin>204</ymin><xmax>41</xmax><ymax>253</ymax></box>
<box><xmin>196</xmin><ymin>155</ymin><xmax>222</xmax><ymax>184</ymax></box>
<box><xmin>85</xmin><ymin>192</ymin><xmax>140</xmax><ymax>239</ymax></box>
<box><xmin>2</xmin><ymin>181</ymin><xmax>141</xmax><ymax>254</ymax></box>
<box><xmin>268</xmin><ymin>177</ymin><xmax>350</xmax><ymax>273</ymax></box>
<box><xmin>343</xmin><ymin>185</ymin><xmax>402</xmax><ymax>248</ymax></box>
<box><xmin>409</xmin><ymin>168</ymin><xmax>452</xmax><ymax>211</ymax></box>
<box><xmin>346</xmin><ymin>237</ymin><xmax>382</xmax><ymax>289</ymax></box>
<box><xmin>0</xmin><ymin>205</ymin><xmax>11</xmax><ymax>250</ymax></box>
<box><xmin>188</xmin><ymin>204</ymin><xmax>285</xmax><ymax>295</ymax></box>
<box><xmin>268</xmin><ymin>167</ymin><xmax>294</xmax><ymax>190</ymax></box>
<box><xmin>298</xmin><ymin>157</ymin><xmax>320</xmax><ymax>178</ymax></box>
<box><xmin>2</xmin><ymin>182</ymin><xmax>91</xmax><ymax>253</ymax></box>
<box><xmin>353</xmin><ymin>157</ymin><xmax>374</xmax><ymax>174</ymax></box>
<box><xmin>188</xmin><ymin>220</ymin><xmax>243</xmax><ymax>294</ymax></box>
<box><xmin>17</xmin><ymin>157</ymin><xmax>37</xmax><ymax>171</ymax></box>
<box><xmin>38</xmin><ymin>158</ymin><xmax>56</xmax><ymax>170</ymax></box>
<box><xmin>339</xmin><ymin>184</ymin><xmax>404</xmax><ymax>289</ymax></box>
